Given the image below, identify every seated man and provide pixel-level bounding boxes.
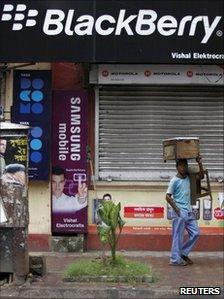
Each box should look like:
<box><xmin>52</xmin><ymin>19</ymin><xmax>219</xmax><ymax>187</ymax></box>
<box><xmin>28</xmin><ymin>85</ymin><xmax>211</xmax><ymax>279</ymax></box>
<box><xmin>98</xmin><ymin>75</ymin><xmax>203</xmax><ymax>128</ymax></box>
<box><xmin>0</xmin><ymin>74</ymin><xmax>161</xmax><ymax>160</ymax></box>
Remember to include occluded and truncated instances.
<box><xmin>1</xmin><ymin>163</ymin><xmax>26</xmax><ymax>186</ymax></box>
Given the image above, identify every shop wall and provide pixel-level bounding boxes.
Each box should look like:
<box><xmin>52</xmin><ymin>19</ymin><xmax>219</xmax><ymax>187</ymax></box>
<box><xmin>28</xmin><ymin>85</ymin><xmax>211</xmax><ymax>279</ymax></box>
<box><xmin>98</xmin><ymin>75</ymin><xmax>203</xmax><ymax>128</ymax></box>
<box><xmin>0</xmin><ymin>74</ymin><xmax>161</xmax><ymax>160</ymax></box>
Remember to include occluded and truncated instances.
<box><xmin>88</xmin><ymin>183</ymin><xmax>223</xmax><ymax>231</ymax></box>
<box><xmin>28</xmin><ymin>181</ymin><xmax>51</xmax><ymax>234</ymax></box>
<box><xmin>87</xmin><ymin>184</ymin><xmax>223</xmax><ymax>251</ymax></box>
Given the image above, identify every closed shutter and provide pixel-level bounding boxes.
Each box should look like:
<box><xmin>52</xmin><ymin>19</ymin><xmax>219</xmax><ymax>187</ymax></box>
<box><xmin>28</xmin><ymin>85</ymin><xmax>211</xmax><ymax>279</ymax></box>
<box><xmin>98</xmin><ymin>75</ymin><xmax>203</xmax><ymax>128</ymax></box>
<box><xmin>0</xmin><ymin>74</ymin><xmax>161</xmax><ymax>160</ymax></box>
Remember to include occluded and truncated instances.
<box><xmin>97</xmin><ymin>85</ymin><xmax>224</xmax><ymax>181</ymax></box>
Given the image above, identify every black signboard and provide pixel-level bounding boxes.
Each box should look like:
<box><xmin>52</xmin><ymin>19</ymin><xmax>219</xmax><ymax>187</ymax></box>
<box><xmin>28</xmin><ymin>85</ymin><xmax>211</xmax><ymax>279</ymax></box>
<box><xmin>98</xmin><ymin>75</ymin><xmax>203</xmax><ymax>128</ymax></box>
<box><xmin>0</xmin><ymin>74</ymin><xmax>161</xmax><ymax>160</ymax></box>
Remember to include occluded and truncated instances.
<box><xmin>0</xmin><ymin>0</ymin><xmax>223</xmax><ymax>63</ymax></box>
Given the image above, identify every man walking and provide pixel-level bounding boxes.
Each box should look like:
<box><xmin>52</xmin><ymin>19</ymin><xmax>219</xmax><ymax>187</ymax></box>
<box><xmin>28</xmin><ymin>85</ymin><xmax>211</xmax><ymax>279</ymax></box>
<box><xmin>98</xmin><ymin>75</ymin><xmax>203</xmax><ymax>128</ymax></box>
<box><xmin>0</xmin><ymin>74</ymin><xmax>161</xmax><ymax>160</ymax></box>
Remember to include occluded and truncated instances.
<box><xmin>166</xmin><ymin>157</ymin><xmax>204</xmax><ymax>266</ymax></box>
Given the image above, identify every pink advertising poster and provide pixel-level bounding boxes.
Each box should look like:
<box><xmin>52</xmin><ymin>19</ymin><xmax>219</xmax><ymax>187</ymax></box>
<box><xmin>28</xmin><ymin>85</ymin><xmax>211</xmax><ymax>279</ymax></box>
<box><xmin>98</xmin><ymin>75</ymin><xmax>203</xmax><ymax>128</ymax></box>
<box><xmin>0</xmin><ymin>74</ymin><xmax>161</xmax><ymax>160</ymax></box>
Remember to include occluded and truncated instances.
<box><xmin>51</xmin><ymin>91</ymin><xmax>88</xmax><ymax>234</ymax></box>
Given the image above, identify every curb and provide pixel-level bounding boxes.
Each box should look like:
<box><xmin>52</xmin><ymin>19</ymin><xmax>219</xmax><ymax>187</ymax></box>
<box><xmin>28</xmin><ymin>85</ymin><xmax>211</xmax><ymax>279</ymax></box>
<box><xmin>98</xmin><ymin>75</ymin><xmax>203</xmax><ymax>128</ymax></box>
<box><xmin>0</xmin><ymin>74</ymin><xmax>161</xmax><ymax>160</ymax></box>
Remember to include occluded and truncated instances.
<box><xmin>1</xmin><ymin>285</ymin><xmax>223</xmax><ymax>299</ymax></box>
<box><xmin>63</xmin><ymin>274</ymin><xmax>153</xmax><ymax>283</ymax></box>
<box><xmin>0</xmin><ymin>285</ymin><xmax>156</xmax><ymax>299</ymax></box>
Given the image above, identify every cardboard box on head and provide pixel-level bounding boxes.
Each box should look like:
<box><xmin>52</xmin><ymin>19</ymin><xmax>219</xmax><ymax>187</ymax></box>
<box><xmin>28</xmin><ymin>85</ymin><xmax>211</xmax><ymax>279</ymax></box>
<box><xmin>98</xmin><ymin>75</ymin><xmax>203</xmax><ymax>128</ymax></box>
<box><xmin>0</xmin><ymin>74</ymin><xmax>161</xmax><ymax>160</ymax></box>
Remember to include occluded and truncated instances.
<box><xmin>163</xmin><ymin>137</ymin><xmax>200</xmax><ymax>162</ymax></box>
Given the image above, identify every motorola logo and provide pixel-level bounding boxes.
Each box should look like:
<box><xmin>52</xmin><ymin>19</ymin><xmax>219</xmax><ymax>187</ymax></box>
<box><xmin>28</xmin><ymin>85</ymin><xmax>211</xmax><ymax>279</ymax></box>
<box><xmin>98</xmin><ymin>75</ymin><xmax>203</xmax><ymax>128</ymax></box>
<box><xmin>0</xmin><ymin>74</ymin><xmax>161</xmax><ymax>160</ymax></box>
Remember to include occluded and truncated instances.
<box><xmin>1</xmin><ymin>4</ymin><xmax>38</xmax><ymax>30</ymax></box>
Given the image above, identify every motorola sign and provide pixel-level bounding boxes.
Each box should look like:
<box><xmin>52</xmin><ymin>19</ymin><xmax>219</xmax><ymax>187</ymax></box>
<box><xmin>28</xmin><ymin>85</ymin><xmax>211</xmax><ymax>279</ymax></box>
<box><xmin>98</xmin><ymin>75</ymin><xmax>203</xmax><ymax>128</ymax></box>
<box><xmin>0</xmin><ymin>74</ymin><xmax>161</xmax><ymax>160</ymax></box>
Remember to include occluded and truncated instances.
<box><xmin>0</xmin><ymin>0</ymin><xmax>223</xmax><ymax>63</ymax></box>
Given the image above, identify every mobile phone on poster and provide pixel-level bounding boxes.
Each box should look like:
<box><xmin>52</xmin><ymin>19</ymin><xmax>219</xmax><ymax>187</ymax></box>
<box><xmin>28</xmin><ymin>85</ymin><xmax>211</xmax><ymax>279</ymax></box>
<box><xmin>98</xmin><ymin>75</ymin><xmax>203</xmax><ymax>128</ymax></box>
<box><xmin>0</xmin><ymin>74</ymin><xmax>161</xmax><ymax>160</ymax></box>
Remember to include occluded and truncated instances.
<box><xmin>192</xmin><ymin>199</ymin><xmax>200</xmax><ymax>220</ymax></box>
<box><xmin>73</xmin><ymin>173</ymin><xmax>86</xmax><ymax>182</ymax></box>
<box><xmin>203</xmin><ymin>197</ymin><xmax>212</xmax><ymax>220</ymax></box>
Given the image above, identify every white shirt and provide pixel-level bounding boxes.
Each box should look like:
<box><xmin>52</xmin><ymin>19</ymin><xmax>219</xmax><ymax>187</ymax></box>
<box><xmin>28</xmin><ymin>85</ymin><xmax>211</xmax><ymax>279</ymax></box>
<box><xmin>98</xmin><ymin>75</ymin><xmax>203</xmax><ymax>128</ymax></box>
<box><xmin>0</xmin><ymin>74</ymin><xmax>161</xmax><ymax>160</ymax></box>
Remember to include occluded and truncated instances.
<box><xmin>52</xmin><ymin>193</ymin><xmax>87</xmax><ymax>213</ymax></box>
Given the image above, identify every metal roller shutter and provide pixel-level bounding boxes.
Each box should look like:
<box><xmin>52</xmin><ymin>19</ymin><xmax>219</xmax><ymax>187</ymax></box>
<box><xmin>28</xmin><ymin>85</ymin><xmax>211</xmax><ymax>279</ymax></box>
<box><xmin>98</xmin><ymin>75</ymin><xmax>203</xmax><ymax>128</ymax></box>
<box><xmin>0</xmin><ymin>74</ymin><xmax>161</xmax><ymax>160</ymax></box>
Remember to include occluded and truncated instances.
<box><xmin>96</xmin><ymin>85</ymin><xmax>224</xmax><ymax>182</ymax></box>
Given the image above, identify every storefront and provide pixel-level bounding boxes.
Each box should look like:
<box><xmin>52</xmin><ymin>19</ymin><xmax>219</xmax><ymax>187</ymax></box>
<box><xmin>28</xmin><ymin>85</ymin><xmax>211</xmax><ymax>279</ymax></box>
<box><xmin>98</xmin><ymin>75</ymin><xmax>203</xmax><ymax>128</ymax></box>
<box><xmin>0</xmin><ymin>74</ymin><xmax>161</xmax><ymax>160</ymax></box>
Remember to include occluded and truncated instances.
<box><xmin>85</xmin><ymin>63</ymin><xmax>224</xmax><ymax>249</ymax></box>
<box><xmin>92</xmin><ymin>64</ymin><xmax>223</xmax><ymax>181</ymax></box>
<box><xmin>0</xmin><ymin>0</ymin><xmax>223</xmax><ymax>251</ymax></box>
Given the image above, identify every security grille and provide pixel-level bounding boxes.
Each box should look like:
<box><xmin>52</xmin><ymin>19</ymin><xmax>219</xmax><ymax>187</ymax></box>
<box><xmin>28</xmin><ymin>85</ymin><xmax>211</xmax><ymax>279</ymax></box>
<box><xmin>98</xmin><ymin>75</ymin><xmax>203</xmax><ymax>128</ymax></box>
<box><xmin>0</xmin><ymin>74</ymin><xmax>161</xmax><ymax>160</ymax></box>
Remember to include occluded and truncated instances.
<box><xmin>96</xmin><ymin>85</ymin><xmax>224</xmax><ymax>181</ymax></box>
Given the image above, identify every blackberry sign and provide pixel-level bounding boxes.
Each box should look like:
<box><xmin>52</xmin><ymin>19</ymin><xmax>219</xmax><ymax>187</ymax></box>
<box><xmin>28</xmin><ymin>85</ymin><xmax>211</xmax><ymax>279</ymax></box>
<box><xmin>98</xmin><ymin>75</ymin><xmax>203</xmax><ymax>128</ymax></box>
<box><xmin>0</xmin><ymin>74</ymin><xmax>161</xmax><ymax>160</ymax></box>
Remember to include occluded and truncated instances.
<box><xmin>0</xmin><ymin>0</ymin><xmax>223</xmax><ymax>63</ymax></box>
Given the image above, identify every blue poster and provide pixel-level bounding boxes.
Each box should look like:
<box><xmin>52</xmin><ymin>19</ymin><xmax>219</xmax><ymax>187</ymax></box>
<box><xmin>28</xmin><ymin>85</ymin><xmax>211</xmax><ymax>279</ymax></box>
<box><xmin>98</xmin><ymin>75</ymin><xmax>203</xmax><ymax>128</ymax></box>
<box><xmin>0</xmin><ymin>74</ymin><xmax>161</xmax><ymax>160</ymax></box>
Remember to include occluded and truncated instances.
<box><xmin>12</xmin><ymin>70</ymin><xmax>51</xmax><ymax>180</ymax></box>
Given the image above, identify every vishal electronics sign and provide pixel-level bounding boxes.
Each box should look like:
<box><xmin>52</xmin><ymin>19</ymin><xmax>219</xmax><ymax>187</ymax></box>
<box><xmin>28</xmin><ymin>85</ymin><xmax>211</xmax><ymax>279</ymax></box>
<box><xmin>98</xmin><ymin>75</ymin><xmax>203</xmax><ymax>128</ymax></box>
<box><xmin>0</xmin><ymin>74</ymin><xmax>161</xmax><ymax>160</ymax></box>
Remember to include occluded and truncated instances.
<box><xmin>0</xmin><ymin>0</ymin><xmax>223</xmax><ymax>63</ymax></box>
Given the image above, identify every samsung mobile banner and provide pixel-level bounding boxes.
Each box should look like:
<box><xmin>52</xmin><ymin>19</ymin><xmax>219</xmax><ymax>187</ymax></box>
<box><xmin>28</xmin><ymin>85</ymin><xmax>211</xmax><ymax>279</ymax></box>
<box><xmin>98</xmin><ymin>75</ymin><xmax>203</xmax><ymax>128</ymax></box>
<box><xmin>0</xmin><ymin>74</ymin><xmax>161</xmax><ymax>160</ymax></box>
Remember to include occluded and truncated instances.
<box><xmin>51</xmin><ymin>91</ymin><xmax>88</xmax><ymax>234</ymax></box>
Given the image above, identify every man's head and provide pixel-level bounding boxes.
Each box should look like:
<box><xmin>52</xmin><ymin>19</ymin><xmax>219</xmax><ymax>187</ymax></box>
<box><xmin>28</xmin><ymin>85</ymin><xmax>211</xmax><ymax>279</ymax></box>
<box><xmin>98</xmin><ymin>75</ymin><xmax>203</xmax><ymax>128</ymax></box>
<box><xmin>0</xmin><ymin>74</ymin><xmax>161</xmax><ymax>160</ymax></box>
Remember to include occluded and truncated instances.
<box><xmin>103</xmin><ymin>193</ymin><xmax>112</xmax><ymax>201</ymax></box>
<box><xmin>0</xmin><ymin>139</ymin><xmax>7</xmax><ymax>154</ymax></box>
<box><xmin>52</xmin><ymin>166</ymin><xmax>66</xmax><ymax>198</ymax></box>
<box><xmin>176</xmin><ymin>159</ymin><xmax>188</xmax><ymax>177</ymax></box>
<box><xmin>4</xmin><ymin>163</ymin><xmax>26</xmax><ymax>186</ymax></box>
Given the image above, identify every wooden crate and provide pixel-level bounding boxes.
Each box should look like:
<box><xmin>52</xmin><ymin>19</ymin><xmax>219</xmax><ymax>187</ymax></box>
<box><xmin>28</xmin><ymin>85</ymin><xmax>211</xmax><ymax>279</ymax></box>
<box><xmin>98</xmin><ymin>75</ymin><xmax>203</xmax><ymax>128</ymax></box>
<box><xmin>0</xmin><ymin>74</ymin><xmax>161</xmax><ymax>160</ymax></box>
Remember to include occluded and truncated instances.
<box><xmin>163</xmin><ymin>137</ymin><xmax>200</xmax><ymax>161</ymax></box>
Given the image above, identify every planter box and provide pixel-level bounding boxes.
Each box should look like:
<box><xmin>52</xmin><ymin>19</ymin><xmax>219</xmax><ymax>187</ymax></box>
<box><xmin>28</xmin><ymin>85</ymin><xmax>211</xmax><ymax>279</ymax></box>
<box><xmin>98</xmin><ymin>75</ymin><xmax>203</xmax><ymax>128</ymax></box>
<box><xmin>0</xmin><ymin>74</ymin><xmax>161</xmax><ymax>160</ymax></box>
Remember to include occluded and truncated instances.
<box><xmin>163</xmin><ymin>137</ymin><xmax>200</xmax><ymax>161</ymax></box>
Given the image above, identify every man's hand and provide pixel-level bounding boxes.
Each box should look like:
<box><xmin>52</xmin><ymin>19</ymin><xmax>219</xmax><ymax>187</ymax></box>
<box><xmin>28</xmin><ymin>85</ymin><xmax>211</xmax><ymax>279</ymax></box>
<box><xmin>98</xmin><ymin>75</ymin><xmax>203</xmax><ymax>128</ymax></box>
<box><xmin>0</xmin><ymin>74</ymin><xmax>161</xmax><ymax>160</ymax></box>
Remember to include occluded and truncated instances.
<box><xmin>196</xmin><ymin>155</ymin><xmax>202</xmax><ymax>164</ymax></box>
<box><xmin>166</xmin><ymin>193</ymin><xmax>181</xmax><ymax>217</ymax></box>
<box><xmin>175</xmin><ymin>209</ymin><xmax>181</xmax><ymax>217</ymax></box>
<box><xmin>196</xmin><ymin>155</ymin><xmax>204</xmax><ymax>180</ymax></box>
<box><xmin>77</xmin><ymin>180</ymin><xmax>87</xmax><ymax>201</ymax></box>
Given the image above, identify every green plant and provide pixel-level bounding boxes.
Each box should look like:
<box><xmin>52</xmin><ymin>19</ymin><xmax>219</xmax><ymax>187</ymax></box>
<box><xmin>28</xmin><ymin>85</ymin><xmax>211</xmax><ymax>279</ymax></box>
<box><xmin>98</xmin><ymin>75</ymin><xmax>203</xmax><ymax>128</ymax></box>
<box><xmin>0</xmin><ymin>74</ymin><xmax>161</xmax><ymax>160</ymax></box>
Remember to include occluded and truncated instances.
<box><xmin>64</xmin><ymin>255</ymin><xmax>151</xmax><ymax>283</ymax></box>
<box><xmin>97</xmin><ymin>201</ymin><xmax>125</xmax><ymax>263</ymax></box>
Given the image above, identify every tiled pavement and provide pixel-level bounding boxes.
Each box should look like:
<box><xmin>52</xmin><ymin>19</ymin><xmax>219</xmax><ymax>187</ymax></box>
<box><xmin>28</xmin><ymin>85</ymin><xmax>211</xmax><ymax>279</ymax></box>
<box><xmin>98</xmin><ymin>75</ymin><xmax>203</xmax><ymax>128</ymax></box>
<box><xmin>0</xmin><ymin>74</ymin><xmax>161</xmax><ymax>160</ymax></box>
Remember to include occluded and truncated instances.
<box><xmin>0</xmin><ymin>251</ymin><xmax>223</xmax><ymax>298</ymax></box>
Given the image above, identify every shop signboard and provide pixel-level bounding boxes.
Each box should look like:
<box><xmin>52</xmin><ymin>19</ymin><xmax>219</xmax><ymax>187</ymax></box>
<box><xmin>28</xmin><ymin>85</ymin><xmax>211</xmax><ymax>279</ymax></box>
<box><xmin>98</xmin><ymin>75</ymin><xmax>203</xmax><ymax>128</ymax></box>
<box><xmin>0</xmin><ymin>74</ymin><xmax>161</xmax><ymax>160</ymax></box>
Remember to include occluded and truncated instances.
<box><xmin>98</xmin><ymin>65</ymin><xmax>224</xmax><ymax>85</ymax></box>
<box><xmin>12</xmin><ymin>70</ymin><xmax>51</xmax><ymax>180</ymax></box>
<box><xmin>124</xmin><ymin>206</ymin><xmax>164</xmax><ymax>219</ymax></box>
<box><xmin>0</xmin><ymin>0</ymin><xmax>223</xmax><ymax>63</ymax></box>
<box><xmin>51</xmin><ymin>91</ymin><xmax>88</xmax><ymax>234</ymax></box>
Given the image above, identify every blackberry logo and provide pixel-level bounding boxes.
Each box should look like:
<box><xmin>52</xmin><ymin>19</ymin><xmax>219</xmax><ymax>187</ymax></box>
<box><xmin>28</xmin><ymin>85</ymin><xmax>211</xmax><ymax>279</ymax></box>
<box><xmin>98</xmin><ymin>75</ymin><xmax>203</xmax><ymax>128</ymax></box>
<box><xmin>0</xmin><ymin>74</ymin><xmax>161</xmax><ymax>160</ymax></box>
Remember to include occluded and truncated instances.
<box><xmin>1</xmin><ymin>4</ymin><xmax>38</xmax><ymax>30</ymax></box>
<box><xmin>0</xmin><ymin>5</ymin><xmax>222</xmax><ymax>44</ymax></box>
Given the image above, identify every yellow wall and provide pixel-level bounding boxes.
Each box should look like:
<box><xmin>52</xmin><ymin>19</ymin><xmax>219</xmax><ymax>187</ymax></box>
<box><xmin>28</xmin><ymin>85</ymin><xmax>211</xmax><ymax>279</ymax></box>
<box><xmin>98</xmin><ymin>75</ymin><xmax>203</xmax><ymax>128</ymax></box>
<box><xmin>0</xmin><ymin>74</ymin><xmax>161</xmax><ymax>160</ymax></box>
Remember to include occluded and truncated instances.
<box><xmin>28</xmin><ymin>181</ymin><xmax>51</xmax><ymax>234</ymax></box>
<box><xmin>88</xmin><ymin>182</ymin><xmax>224</xmax><ymax>229</ymax></box>
<box><xmin>28</xmin><ymin>181</ymin><xmax>223</xmax><ymax>235</ymax></box>
<box><xmin>26</xmin><ymin>181</ymin><xmax>224</xmax><ymax>235</ymax></box>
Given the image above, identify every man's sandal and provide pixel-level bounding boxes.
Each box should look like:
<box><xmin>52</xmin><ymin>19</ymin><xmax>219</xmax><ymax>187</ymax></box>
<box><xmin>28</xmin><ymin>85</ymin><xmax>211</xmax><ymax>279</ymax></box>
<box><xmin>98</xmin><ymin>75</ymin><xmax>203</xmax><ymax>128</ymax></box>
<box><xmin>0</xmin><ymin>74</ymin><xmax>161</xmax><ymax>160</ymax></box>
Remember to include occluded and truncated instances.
<box><xmin>181</xmin><ymin>255</ymin><xmax>193</xmax><ymax>265</ymax></box>
<box><xmin>169</xmin><ymin>260</ymin><xmax>188</xmax><ymax>266</ymax></box>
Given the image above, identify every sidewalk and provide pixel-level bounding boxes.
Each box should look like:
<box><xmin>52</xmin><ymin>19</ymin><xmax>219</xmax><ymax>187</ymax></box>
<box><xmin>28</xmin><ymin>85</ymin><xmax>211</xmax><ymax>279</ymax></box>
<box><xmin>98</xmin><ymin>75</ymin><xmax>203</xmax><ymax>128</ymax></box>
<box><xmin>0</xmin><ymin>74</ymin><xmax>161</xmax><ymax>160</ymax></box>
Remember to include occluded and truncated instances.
<box><xmin>0</xmin><ymin>251</ymin><xmax>223</xmax><ymax>299</ymax></box>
